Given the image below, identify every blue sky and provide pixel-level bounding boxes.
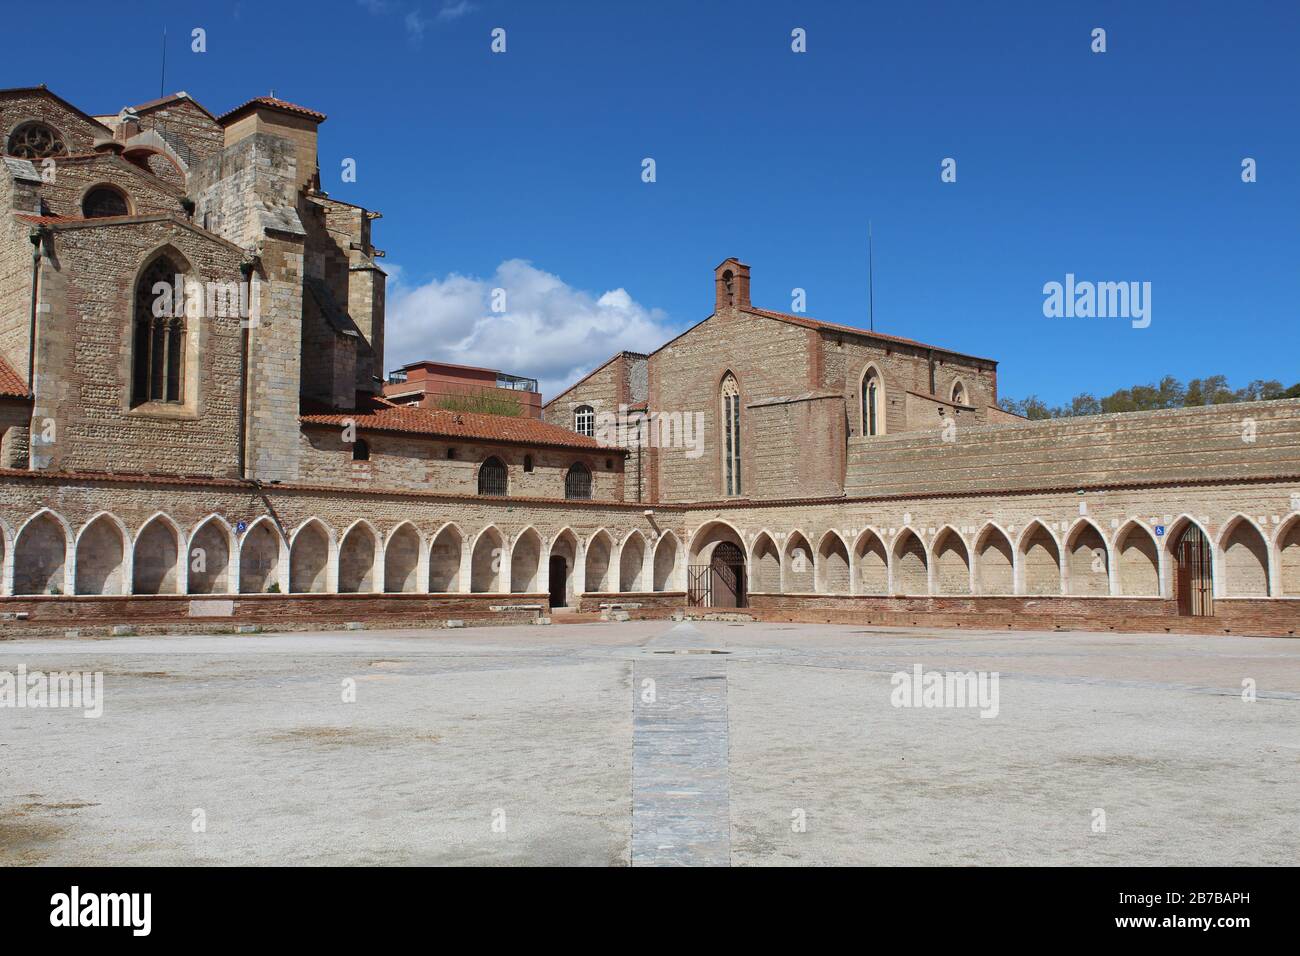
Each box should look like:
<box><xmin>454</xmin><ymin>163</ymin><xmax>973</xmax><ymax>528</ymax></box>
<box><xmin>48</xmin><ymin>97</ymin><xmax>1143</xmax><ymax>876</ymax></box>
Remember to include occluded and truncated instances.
<box><xmin>9</xmin><ymin>0</ymin><xmax>1298</xmax><ymax>401</ymax></box>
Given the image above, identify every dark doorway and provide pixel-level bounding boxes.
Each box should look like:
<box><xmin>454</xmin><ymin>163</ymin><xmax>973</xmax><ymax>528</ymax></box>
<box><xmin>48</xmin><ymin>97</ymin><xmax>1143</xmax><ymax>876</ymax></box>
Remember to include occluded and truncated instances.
<box><xmin>548</xmin><ymin>556</ymin><xmax>568</xmax><ymax>608</ymax></box>
<box><xmin>710</xmin><ymin>542</ymin><xmax>747</xmax><ymax>609</ymax></box>
<box><xmin>1174</xmin><ymin>524</ymin><xmax>1213</xmax><ymax>616</ymax></box>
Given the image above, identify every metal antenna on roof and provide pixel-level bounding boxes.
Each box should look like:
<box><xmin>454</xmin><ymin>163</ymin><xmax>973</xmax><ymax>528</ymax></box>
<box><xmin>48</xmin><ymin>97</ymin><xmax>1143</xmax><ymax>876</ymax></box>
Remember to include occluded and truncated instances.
<box><xmin>868</xmin><ymin>219</ymin><xmax>875</xmax><ymax>332</ymax></box>
<box><xmin>160</xmin><ymin>27</ymin><xmax>167</xmax><ymax>98</ymax></box>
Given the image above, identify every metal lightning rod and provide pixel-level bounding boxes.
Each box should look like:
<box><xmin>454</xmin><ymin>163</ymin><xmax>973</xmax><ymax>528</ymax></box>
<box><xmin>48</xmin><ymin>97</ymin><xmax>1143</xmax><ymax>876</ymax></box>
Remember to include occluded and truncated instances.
<box><xmin>868</xmin><ymin>219</ymin><xmax>875</xmax><ymax>332</ymax></box>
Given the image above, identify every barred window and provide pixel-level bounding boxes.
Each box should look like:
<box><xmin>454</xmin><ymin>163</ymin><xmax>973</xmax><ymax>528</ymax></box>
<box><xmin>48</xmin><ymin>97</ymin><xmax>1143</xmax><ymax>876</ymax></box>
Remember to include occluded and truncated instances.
<box><xmin>132</xmin><ymin>255</ymin><xmax>185</xmax><ymax>405</ymax></box>
<box><xmin>565</xmin><ymin>462</ymin><xmax>592</xmax><ymax>500</ymax></box>
<box><xmin>478</xmin><ymin>456</ymin><xmax>508</xmax><ymax>496</ymax></box>
<box><xmin>574</xmin><ymin>405</ymin><xmax>595</xmax><ymax>437</ymax></box>
<box><xmin>6</xmin><ymin>121</ymin><xmax>66</xmax><ymax>159</ymax></box>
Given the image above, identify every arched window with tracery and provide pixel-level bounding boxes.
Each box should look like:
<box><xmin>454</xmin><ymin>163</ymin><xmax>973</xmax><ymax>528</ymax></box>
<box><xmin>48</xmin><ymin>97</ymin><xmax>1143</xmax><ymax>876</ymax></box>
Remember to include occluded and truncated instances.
<box><xmin>478</xmin><ymin>456</ymin><xmax>508</xmax><ymax>496</ymax></box>
<box><xmin>83</xmin><ymin>185</ymin><xmax>129</xmax><ymax>218</ymax></box>
<box><xmin>6</xmin><ymin>121</ymin><xmax>66</xmax><ymax>159</ymax></box>
<box><xmin>861</xmin><ymin>368</ymin><xmax>883</xmax><ymax>436</ymax></box>
<box><xmin>574</xmin><ymin>405</ymin><xmax>595</xmax><ymax>438</ymax></box>
<box><xmin>721</xmin><ymin>373</ymin><xmax>741</xmax><ymax>496</ymax></box>
<box><xmin>565</xmin><ymin>462</ymin><xmax>592</xmax><ymax>500</ymax></box>
<box><xmin>132</xmin><ymin>254</ymin><xmax>186</xmax><ymax>405</ymax></box>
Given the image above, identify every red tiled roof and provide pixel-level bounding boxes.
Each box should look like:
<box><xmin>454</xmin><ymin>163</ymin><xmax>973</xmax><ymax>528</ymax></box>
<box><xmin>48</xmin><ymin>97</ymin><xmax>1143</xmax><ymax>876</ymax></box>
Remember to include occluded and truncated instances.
<box><xmin>0</xmin><ymin>353</ymin><xmax>28</xmax><ymax>398</ymax></box>
<box><xmin>15</xmin><ymin>214</ymin><xmax>84</xmax><ymax>226</ymax></box>
<box><xmin>742</xmin><ymin>307</ymin><xmax>997</xmax><ymax>364</ymax></box>
<box><xmin>218</xmin><ymin>96</ymin><xmax>327</xmax><ymax>124</ymax></box>
<box><xmin>301</xmin><ymin>398</ymin><xmax>623</xmax><ymax>453</ymax></box>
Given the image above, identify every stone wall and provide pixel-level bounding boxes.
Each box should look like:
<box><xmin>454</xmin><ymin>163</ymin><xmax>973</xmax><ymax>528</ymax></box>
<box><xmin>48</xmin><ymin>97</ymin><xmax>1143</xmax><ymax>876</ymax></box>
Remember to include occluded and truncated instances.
<box><xmin>135</xmin><ymin>98</ymin><xmax>224</xmax><ymax>167</ymax></box>
<box><xmin>846</xmin><ymin>398</ymin><xmax>1300</xmax><ymax>497</ymax></box>
<box><xmin>28</xmin><ymin>217</ymin><xmax>246</xmax><ymax>477</ymax></box>
<box><xmin>649</xmin><ymin>308</ymin><xmax>817</xmax><ymax>502</ymax></box>
<box><xmin>297</xmin><ymin>427</ymin><xmax>625</xmax><ymax>500</ymax></box>
<box><xmin>39</xmin><ymin>154</ymin><xmax>182</xmax><ymax>219</ymax></box>
<box><xmin>824</xmin><ymin>332</ymin><xmax>997</xmax><ymax>437</ymax></box>
<box><xmin>0</xmin><ymin>172</ymin><xmax>36</xmax><ymax>385</ymax></box>
<box><xmin>0</xmin><ymin>90</ymin><xmax>107</xmax><ymax>157</ymax></box>
<box><xmin>544</xmin><ymin>351</ymin><xmax>646</xmax><ymax>500</ymax></box>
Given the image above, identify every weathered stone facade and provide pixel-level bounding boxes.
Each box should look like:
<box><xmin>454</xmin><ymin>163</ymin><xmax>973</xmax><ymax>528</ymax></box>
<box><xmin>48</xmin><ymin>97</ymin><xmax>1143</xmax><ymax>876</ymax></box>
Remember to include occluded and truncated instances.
<box><xmin>1</xmin><ymin>86</ymin><xmax>1297</xmax><ymax>636</ymax></box>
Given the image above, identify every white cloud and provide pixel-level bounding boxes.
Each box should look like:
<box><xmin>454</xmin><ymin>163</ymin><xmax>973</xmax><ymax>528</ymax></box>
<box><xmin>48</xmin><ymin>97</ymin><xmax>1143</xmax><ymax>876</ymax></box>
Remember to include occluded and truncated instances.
<box><xmin>437</xmin><ymin>1</ymin><xmax>476</xmax><ymax>21</ymax></box>
<box><xmin>383</xmin><ymin>259</ymin><xmax>676</xmax><ymax>400</ymax></box>
<box><xmin>404</xmin><ymin>9</ymin><xmax>428</xmax><ymax>41</ymax></box>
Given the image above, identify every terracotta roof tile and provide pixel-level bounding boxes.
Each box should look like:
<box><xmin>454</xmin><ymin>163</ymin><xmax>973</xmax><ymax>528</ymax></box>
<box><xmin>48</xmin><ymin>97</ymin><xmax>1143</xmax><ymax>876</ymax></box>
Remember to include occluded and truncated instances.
<box><xmin>0</xmin><ymin>353</ymin><xmax>28</xmax><ymax>398</ymax></box>
<box><xmin>741</xmin><ymin>307</ymin><xmax>997</xmax><ymax>365</ymax></box>
<box><xmin>16</xmin><ymin>214</ymin><xmax>86</xmax><ymax>225</ymax></box>
<box><xmin>218</xmin><ymin>96</ymin><xmax>327</xmax><ymax>124</ymax></box>
<box><xmin>301</xmin><ymin>398</ymin><xmax>623</xmax><ymax>453</ymax></box>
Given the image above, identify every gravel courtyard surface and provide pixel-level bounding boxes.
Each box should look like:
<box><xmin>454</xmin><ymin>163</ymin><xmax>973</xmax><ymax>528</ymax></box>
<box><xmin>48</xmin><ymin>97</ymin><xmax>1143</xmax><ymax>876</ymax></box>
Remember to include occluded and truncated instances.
<box><xmin>2</xmin><ymin>621</ymin><xmax>1296</xmax><ymax>866</ymax></box>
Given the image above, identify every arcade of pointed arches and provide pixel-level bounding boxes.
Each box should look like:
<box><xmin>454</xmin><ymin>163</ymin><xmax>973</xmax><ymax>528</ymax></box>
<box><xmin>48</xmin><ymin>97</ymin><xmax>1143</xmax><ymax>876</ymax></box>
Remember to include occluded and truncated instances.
<box><xmin>1</xmin><ymin>511</ymin><xmax>1296</xmax><ymax>610</ymax></box>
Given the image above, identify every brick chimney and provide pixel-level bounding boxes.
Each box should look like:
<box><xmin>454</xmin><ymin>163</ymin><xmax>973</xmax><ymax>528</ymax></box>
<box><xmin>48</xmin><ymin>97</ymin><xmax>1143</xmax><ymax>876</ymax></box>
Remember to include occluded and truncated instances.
<box><xmin>714</xmin><ymin>257</ymin><xmax>751</xmax><ymax>313</ymax></box>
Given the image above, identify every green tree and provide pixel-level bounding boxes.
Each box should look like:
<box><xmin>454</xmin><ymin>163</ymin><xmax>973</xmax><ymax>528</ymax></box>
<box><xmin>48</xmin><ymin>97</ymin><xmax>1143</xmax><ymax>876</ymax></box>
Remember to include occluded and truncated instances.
<box><xmin>1002</xmin><ymin>375</ymin><xmax>1298</xmax><ymax>420</ymax></box>
<box><xmin>433</xmin><ymin>389</ymin><xmax>523</xmax><ymax>417</ymax></box>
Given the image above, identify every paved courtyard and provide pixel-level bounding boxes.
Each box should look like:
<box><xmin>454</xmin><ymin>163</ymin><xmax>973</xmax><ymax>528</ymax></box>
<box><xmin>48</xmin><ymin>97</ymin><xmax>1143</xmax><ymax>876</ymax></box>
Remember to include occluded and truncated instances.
<box><xmin>1</xmin><ymin>621</ymin><xmax>1297</xmax><ymax>866</ymax></box>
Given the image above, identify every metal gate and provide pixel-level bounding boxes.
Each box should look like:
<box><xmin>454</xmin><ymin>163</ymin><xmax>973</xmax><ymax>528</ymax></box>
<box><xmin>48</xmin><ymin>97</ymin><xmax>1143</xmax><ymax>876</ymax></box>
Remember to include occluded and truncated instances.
<box><xmin>1175</xmin><ymin>525</ymin><xmax>1214</xmax><ymax>616</ymax></box>
<box><xmin>687</xmin><ymin>565</ymin><xmax>712</xmax><ymax>607</ymax></box>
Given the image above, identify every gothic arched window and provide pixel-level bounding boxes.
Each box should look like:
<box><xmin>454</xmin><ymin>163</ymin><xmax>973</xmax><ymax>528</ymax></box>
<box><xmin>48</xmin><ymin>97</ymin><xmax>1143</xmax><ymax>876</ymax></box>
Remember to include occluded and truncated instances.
<box><xmin>478</xmin><ymin>456</ymin><xmax>508</xmax><ymax>496</ymax></box>
<box><xmin>574</xmin><ymin>405</ymin><xmax>595</xmax><ymax>438</ymax></box>
<box><xmin>6</xmin><ymin>122</ymin><xmax>66</xmax><ymax>159</ymax></box>
<box><xmin>861</xmin><ymin>368</ymin><xmax>882</xmax><ymax>437</ymax></box>
<box><xmin>951</xmin><ymin>381</ymin><xmax>967</xmax><ymax>406</ymax></box>
<box><xmin>721</xmin><ymin>373</ymin><xmax>741</xmax><ymax>496</ymax></box>
<box><xmin>83</xmin><ymin>185</ymin><xmax>129</xmax><ymax>218</ymax></box>
<box><xmin>565</xmin><ymin>462</ymin><xmax>592</xmax><ymax>500</ymax></box>
<box><xmin>132</xmin><ymin>255</ymin><xmax>186</xmax><ymax>405</ymax></box>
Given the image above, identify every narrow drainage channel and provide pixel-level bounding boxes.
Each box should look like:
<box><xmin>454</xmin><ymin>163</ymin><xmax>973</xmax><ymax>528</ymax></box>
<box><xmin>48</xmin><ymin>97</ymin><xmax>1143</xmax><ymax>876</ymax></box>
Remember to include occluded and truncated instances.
<box><xmin>630</xmin><ymin>656</ymin><xmax>731</xmax><ymax>866</ymax></box>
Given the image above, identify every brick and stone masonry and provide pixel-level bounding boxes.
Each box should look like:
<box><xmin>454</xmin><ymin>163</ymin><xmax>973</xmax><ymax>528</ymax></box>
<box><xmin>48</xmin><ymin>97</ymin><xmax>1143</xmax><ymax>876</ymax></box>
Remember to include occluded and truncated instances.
<box><xmin>0</xmin><ymin>85</ymin><xmax>1297</xmax><ymax>636</ymax></box>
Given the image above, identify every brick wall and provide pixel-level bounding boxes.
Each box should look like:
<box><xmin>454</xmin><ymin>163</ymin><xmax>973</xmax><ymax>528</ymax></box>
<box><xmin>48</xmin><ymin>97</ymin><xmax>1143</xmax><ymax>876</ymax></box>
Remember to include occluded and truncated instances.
<box><xmin>0</xmin><ymin>592</ymin><xmax>548</xmax><ymax>637</ymax></box>
<box><xmin>649</xmin><ymin>308</ymin><xmax>816</xmax><ymax>502</ymax></box>
<box><xmin>743</xmin><ymin>593</ymin><xmax>1298</xmax><ymax>638</ymax></box>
